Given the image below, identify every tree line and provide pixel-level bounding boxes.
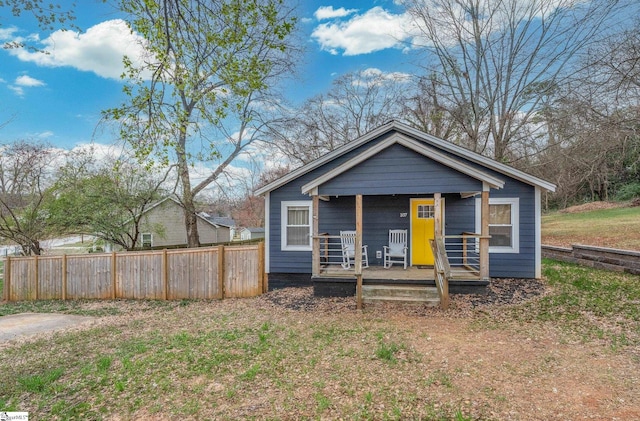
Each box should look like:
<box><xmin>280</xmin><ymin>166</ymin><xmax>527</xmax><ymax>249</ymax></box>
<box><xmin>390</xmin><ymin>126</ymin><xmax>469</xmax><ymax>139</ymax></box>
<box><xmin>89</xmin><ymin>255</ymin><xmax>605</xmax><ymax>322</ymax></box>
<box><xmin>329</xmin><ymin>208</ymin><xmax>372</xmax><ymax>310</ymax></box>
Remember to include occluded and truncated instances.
<box><xmin>2</xmin><ymin>0</ymin><xmax>639</xmax><ymax>254</ymax></box>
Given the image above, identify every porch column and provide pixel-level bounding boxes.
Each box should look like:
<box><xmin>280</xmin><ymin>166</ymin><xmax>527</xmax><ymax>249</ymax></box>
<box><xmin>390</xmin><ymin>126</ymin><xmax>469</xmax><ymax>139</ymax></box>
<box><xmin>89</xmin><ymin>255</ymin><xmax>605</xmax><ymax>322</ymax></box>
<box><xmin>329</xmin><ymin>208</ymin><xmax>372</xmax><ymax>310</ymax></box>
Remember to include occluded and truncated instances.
<box><xmin>434</xmin><ymin>193</ymin><xmax>442</xmax><ymax>237</ymax></box>
<box><xmin>312</xmin><ymin>194</ymin><xmax>320</xmax><ymax>276</ymax></box>
<box><xmin>480</xmin><ymin>185</ymin><xmax>490</xmax><ymax>281</ymax></box>
<box><xmin>355</xmin><ymin>194</ymin><xmax>363</xmax><ymax>309</ymax></box>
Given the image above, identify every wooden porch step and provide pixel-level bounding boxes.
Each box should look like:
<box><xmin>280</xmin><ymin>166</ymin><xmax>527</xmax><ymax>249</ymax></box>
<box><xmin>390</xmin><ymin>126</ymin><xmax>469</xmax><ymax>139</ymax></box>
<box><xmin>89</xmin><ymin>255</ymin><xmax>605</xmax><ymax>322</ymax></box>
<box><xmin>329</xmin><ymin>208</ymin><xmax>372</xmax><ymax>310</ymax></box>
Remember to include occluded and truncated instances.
<box><xmin>362</xmin><ymin>285</ymin><xmax>440</xmax><ymax>306</ymax></box>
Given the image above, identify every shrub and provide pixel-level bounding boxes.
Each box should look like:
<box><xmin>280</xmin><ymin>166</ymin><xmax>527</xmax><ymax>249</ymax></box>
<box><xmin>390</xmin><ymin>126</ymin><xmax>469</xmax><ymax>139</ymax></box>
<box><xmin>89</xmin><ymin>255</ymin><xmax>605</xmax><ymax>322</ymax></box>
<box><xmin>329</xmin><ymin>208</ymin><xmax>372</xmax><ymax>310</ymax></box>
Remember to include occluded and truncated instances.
<box><xmin>615</xmin><ymin>182</ymin><xmax>640</xmax><ymax>201</ymax></box>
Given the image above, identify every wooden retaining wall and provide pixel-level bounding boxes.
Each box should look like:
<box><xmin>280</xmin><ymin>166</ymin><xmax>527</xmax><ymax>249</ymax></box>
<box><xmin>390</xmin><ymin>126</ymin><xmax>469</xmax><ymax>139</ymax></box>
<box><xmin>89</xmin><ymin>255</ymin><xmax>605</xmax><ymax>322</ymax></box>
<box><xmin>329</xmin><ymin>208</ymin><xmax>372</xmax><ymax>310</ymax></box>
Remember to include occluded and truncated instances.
<box><xmin>542</xmin><ymin>244</ymin><xmax>640</xmax><ymax>275</ymax></box>
<box><xmin>1</xmin><ymin>243</ymin><xmax>266</xmax><ymax>302</ymax></box>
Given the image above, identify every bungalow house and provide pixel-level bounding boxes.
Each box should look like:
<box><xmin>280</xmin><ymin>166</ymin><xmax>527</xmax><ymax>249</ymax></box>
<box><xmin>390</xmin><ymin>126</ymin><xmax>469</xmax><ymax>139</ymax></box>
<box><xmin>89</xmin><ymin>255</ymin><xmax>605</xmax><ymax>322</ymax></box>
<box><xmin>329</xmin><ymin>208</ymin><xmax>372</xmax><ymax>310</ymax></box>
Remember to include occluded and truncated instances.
<box><xmin>255</xmin><ymin>121</ymin><xmax>556</xmax><ymax>303</ymax></box>
<box><xmin>134</xmin><ymin>197</ymin><xmax>231</xmax><ymax>248</ymax></box>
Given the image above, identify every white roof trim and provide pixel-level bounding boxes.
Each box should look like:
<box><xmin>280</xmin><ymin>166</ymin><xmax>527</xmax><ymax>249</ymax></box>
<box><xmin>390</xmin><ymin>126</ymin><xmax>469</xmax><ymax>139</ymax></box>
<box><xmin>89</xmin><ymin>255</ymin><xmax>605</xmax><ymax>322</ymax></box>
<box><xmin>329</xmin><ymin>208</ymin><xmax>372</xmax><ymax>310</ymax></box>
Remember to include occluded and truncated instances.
<box><xmin>254</xmin><ymin>122</ymin><xmax>398</xmax><ymax>196</ymax></box>
<box><xmin>300</xmin><ymin>133</ymin><xmax>505</xmax><ymax>195</ymax></box>
<box><xmin>396</xmin><ymin>122</ymin><xmax>556</xmax><ymax>192</ymax></box>
<box><xmin>255</xmin><ymin>120</ymin><xmax>556</xmax><ymax>195</ymax></box>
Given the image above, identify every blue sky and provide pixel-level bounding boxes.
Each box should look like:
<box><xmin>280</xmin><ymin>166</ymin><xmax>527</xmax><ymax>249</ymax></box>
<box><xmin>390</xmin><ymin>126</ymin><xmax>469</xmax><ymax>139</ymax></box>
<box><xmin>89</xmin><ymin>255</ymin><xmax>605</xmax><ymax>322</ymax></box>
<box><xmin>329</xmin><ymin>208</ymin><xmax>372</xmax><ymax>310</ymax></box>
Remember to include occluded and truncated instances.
<box><xmin>0</xmin><ymin>0</ymin><xmax>418</xmax><ymax>150</ymax></box>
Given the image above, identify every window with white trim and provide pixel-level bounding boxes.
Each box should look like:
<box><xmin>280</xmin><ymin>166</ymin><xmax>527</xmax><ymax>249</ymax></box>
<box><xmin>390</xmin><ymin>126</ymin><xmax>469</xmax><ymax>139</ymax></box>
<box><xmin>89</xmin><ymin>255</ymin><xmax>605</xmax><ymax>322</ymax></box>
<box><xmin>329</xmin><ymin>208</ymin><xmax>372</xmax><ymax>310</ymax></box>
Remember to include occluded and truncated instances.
<box><xmin>141</xmin><ymin>233</ymin><xmax>153</xmax><ymax>248</ymax></box>
<box><xmin>476</xmin><ymin>197</ymin><xmax>519</xmax><ymax>253</ymax></box>
<box><xmin>281</xmin><ymin>201</ymin><xmax>312</xmax><ymax>251</ymax></box>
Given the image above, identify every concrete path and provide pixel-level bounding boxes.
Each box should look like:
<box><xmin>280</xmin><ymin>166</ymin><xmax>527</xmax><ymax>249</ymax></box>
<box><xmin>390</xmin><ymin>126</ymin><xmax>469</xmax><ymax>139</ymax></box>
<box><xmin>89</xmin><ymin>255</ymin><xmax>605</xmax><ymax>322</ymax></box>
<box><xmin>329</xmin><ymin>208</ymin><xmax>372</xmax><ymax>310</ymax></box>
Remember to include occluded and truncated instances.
<box><xmin>0</xmin><ymin>313</ymin><xmax>95</xmax><ymax>343</ymax></box>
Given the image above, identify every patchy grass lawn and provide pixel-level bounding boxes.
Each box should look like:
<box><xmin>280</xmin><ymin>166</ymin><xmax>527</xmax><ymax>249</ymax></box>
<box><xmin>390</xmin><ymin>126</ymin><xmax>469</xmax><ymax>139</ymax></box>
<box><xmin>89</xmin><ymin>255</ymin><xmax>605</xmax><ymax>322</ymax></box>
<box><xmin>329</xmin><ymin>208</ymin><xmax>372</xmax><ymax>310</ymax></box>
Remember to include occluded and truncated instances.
<box><xmin>1</xmin><ymin>261</ymin><xmax>639</xmax><ymax>420</ymax></box>
<box><xmin>542</xmin><ymin>203</ymin><xmax>640</xmax><ymax>250</ymax></box>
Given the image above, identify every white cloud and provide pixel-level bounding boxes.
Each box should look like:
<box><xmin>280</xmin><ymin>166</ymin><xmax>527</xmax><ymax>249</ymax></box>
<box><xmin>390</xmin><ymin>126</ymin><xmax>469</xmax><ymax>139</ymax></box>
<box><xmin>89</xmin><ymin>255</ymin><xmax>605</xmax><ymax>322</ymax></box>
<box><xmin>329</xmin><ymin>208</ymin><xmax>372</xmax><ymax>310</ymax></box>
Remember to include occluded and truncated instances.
<box><xmin>356</xmin><ymin>67</ymin><xmax>412</xmax><ymax>85</ymax></box>
<box><xmin>311</xmin><ymin>7</ymin><xmax>415</xmax><ymax>55</ymax></box>
<box><xmin>8</xmin><ymin>86</ymin><xmax>25</xmax><ymax>97</ymax></box>
<box><xmin>15</xmin><ymin>75</ymin><xmax>45</xmax><ymax>87</ymax></box>
<box><xmin>36</xmin><ymin>131</ymin><xmax>54</xmax><ymax>139</ymax></box>
<box><xmin>8</xmin><ymin>74</ymin><xmax>46</xmax><ymax>97</ymax></box>
<box><xmin>70</xmin><ymin>142</ymin><xmax>130</xmax><ymax>162</ymax></box>
<box><xmin>314</xmin><ymin>6</ymin><xmax>358</xmax><ymax>20</ymax></box>
<box><xmin>311</xmin><ymin>1</ymin><xmax>583</xmax><ymax>56</ymax></box>
<box><xmin>0</xmin><ymin>26</ymin><xmax>18</xmax><ymax>41</ymax></box>
<box><xmin>7</xmin><ymin>19</ymin><xmax>149</xmax><ymax>80</ymax></box>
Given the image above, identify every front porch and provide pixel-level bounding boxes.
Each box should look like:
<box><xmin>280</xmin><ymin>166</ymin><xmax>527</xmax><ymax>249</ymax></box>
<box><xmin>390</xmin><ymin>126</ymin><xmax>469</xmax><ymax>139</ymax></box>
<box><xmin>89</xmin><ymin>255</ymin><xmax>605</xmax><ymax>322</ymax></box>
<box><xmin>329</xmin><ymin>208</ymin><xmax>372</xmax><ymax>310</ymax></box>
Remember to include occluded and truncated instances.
<box><xmin>313</xmin><ymin>251</ymin><xmax>489</xmax><ymax>299</ymax></box>
<box><xmin>309</xmin><ymin>191</ymin><xmax>493</xmax><ymax>309</ymax></box>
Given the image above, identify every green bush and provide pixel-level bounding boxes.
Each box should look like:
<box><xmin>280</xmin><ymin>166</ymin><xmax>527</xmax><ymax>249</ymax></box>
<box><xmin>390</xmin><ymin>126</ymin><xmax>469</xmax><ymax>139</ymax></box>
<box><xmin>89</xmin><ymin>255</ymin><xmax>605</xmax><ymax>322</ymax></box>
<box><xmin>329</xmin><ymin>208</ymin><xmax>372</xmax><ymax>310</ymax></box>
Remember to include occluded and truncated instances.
<box><xmin>615</xmin><ymin>182</ymin><xmax>640</xmax><ymax>201</ymax></box>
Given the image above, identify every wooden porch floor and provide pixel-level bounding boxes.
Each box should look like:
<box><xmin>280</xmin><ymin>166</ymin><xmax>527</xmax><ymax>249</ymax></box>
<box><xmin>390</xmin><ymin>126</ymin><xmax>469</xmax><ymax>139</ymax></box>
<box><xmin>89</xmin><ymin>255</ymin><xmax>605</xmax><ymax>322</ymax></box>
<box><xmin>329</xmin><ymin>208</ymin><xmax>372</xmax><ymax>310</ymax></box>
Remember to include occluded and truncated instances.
<box><xmin>317</xmin><ymin>265</ymin><xmax>481</xmax><ymax>281</ymax></box>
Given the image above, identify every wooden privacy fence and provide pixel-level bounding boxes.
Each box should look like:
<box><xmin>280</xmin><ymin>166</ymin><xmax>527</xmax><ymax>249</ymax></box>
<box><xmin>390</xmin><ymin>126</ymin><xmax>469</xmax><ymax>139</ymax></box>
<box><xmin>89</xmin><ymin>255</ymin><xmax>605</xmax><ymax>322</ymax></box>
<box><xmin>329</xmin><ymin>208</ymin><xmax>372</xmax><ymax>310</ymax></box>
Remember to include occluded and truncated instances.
<box><xmin>2</xmin><ymin>243</ymin><xmax>266</xmax><ymax>302</ymax></box>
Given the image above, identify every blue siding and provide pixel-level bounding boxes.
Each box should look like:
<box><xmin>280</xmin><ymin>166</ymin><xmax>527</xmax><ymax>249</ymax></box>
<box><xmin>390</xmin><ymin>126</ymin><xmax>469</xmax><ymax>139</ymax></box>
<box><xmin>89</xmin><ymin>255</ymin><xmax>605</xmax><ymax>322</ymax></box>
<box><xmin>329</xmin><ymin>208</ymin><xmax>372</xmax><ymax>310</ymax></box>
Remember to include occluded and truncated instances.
<box><xmin>268</xmin><ymin>129</ymin><xmax>539</xmax><ymax>279</ymax></box>
<box><xmin>269</xmin><ymin>133</ymin><xmax>399</xmax><ymax>273</ymax></box>
<box><xmin>412</xmin><ymin>142</ymin><xmax>538</xmax><ymax>278</ymax></box>
<box><xmin>319</xmin><ymin>144</ymin><xmax>482</xmax><ymax>196</ymax></box>
<box><xmin>444</xmin><ymin>195</ymin><xmax>476</xmax><ymax>235</ymax></box>
<box><xmin>270</xmin><ymin>192</ymin><xmax>487</xmax><ymax>273</ymax></box>
<box><xmin>487</xmin><ymin>178</ymin><xmax>536</xmax><ymax>278</ymax></box>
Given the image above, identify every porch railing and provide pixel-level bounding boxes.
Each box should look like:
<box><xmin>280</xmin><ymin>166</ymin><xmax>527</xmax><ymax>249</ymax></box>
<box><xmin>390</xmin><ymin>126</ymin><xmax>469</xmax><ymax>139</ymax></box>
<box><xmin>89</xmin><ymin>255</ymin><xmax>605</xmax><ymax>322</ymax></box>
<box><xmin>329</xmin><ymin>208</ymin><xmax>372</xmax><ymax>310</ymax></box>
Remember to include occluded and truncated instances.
<box><xmin>312</xmin><ymin>232</ymin><xmax>484</xmax><ymax>280</ymax></box>
<box><xmin>429</xmin><ymin>237</ymin><xmax>450</xmax><ymax>309</ymax></box>
<box><xmin>442</xmin><ymin>232</ymin><xmax>481</xmax><ymax>277</ymax></box>
<box><xmin>313</xmin><ymin>234</ymin><xmax>348</xmax><ymax>272</ymax></box>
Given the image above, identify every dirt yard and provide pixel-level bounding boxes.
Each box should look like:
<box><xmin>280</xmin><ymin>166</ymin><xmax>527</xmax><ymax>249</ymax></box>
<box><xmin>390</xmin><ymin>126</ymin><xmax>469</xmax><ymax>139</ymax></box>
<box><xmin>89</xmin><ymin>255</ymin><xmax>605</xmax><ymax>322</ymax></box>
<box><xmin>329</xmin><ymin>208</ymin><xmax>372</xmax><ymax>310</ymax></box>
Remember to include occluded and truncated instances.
<box><xmin>2</xmin><ymin>276</ymin><xmax>638</xmax><ymax>420</ymax></box>
<box><xmin>255</xmin><ymin>284</ymin><xmax>640</xmax><ymax>420</ymax></box>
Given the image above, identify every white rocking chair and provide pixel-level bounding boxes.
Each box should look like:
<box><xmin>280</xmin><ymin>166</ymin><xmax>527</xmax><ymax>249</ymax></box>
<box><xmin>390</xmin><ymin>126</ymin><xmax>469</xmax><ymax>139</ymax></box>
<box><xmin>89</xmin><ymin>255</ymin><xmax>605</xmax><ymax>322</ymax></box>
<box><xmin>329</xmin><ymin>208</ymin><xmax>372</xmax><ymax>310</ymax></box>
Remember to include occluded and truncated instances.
<box><xmin>340</xmin><ymin>230</ymin><xmax>369</xmax><ymax>269</ymax></box>
<box><xmin>384</xmin><ymin>229</ymin><xmax>408</xmax><ymax>269</ymax></box>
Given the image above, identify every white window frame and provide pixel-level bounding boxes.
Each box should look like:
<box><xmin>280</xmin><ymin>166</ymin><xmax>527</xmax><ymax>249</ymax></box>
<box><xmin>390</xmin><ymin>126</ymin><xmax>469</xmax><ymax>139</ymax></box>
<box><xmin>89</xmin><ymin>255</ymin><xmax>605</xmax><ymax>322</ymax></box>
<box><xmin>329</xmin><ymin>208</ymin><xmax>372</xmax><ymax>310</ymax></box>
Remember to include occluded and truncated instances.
<box><xmin>141</xmin><ymin>232</ymin><xmax>153</xmax><ymax>248</ymax></box>
<box><xmin>281</xmin><ymin>200</ymin><xmax>312</xmax><ymax>251</ymax></box>
<box><xmin>475</xmin><ymin>197</ymin><xmax>519</xmax><ymax>254</ymax></box>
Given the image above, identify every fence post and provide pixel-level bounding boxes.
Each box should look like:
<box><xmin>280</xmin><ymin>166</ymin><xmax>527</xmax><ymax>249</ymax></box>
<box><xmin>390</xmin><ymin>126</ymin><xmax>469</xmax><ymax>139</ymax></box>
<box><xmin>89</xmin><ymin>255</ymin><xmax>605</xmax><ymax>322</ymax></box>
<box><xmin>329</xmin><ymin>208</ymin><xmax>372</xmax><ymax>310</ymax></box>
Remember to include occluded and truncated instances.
<box><xmin>3</xmin><ymin>256</ymin><xmax>10</xmax><ymax>302</ymax></box>
<box><xmin>34</xmin><ymin>255</ymin><xmax>39</xmax><ymax>301</ymax></box>
<box><xmin>111</xmin><ymin>251</ymin><xmax>117</xmax><ymax>299</ymax></box>
<box><xmin>62</xmin><ymin>254</ymin><xmax>67</xmax><ymax>300</ymax></box>
<box><xmin>218</xmin><ymin>245</ymin><xmax>225</xmax><ymax>299</ymax></box>
<box><xmin>258</xmin><ymin>241</ymin><xmax>265</xmax><ymax>294</ymax></box>
<box><xmin>162</xmin><ymin>249</ymin><xmax>168</xmax><ymax>300</ymax></box>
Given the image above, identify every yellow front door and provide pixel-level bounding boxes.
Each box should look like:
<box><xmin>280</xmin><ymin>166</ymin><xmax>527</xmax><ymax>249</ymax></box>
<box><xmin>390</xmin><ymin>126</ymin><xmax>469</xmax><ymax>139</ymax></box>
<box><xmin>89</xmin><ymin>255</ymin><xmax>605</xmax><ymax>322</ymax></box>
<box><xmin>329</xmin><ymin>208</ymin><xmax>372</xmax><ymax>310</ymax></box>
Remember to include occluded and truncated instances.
<box><xmin>411</xmin><ymin>198</ymin><xmax>437</xmax><ymax>266</ymax></box>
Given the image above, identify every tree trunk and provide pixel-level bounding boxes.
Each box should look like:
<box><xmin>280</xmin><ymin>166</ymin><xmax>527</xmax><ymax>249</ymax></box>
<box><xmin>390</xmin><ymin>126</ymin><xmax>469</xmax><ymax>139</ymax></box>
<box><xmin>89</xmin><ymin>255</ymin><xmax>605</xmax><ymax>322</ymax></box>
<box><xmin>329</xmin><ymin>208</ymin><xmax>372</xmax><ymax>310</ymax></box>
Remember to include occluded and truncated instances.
<box><xmin>177</xmin><ymin>133</ymin><xmax>200</xmax><ymax>248</ymax></box>
<box><xmin>22</xmin><ymin>240</ymin><xmax>41</xmax><ymax>256</ymax></box>
<box><xmin>179</xmin><ymin>164</ymin><xmax>200</xmax><ymax>248</ymax></box>
<box><xmin>183</xmin><ymin>201</ymin><xmax>200</xmax><ymax>248</ymax></box>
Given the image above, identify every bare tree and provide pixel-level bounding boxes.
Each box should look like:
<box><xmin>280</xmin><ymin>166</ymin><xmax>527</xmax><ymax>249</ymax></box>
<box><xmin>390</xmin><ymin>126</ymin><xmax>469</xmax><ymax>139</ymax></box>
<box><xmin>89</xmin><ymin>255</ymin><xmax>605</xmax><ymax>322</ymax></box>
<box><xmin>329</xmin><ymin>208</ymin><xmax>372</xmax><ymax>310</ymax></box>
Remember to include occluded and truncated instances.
<box><xmin>528</xmin><ymin>20</ymin><xmax>640</xmax><ymax>208</ymax></box>
<box><xmin>0</xmin><ymin>141</ymin><xmax>56</xmax><ymax>255</ymax></box>
<box><xmin>268</xmin><ymin>69</ymin><xmax>407</xmax><ymax>165</ymax></box>
<box><xmin>402</xmin><ymin>0</ymin><xmax>624</xmax><ymax>162</ymax></box>
<box><xmin>402</xmin><ymin>74</ymin><xmax>462</xmax><ymax>141</ymax></box>
<box><xmin>585</xmin><ymin>19</ymin><xmax>640</xmax><ymax>104</ymax></box>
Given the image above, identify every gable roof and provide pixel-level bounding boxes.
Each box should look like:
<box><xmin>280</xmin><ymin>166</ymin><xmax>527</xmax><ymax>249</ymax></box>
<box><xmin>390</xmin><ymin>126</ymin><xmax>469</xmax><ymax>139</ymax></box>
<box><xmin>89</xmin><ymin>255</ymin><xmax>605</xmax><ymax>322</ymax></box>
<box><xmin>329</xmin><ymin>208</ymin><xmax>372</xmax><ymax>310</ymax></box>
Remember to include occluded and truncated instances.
<box><xmin>140</xmin><ymin>197</ymin><xmax>221</xmax><ymax>229</ymax></box>
<box><xmin>301</xmin><ymin>133</ymin><xmax>505</xmax><ymax>195</ymax></box>
<box><xmin>202</xmin><ymin>215</ymin><xmax>236</xmax><ymax>228</ymax></box>
<box><xmin>255</xmin><ymin>120</ymin><xmax>556</xmax><ymax>195</ymax></box>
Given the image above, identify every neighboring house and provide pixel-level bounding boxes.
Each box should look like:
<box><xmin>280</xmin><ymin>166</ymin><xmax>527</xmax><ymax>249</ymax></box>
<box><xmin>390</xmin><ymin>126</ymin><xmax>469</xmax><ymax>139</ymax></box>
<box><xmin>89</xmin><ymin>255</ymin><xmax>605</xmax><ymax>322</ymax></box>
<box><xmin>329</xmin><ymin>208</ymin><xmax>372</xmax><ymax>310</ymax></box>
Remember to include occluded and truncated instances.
<box><xmin>134</xmin><ymin>197</ymin><xmax>231</xmax><ymax>248</ymax></box>
<box><xmin>201</xmin><ymin>215</ymin><xmax>237</xmax><ymax>240</ymax></box>
<box><xmin>255</xmin><ymin>120</ymin><xmax>556</xmax><ymax>293</ymax></box>
<box><xmin>239</xmin><ymin>227</ymin><xmax>265</xmax><ymax>241</ymax></box>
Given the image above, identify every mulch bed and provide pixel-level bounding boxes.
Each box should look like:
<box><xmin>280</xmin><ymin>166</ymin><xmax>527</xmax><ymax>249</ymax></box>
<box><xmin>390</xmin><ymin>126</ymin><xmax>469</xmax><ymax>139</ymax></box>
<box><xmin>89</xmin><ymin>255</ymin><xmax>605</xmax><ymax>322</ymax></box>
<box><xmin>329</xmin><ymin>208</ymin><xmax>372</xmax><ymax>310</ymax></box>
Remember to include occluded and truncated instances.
<box><xmin>260</xmin><ymin>277</ymin><xmax>547</xmax><ymax>314</ymax></box>
<box><xmin>469</xmin><ymin>277</ymin><xmax>547</xmax><ymax>306</ymax></box>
